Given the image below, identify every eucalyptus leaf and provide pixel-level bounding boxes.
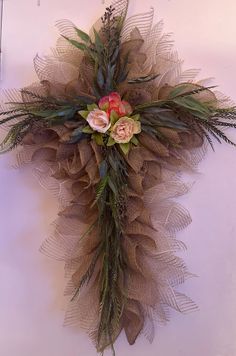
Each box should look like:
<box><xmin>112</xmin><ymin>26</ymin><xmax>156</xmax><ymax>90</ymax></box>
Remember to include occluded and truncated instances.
<box><xmin>29</xmin><ymin>108</ymin><xmax>75</xmax><ymax>120</ymax></box>
<box><xmin>97</xmin><ymin>67</ymin><xmax>105</xmax><ymax>89</ymax></box>
<box><xmin>93</xmin><ymin>28</ymin><xmax>104</xmax><ymax>53</ymax></box>
<box><xmin>111</xmin><ymin>47</ymin><xmax>120</xmax><ymax>64</ymax></box>
<box><xmin>116</xmin><ymin>51</ymin><xmax>130</xmax><ymax>84</ymax></box>
<box><xmin>117</xmin><ymin>69</ymin><xmax>129</xmax><ymax>84</ymax></box>
<box><xmin>169</xmin><ymin>84</ymin><xmax>217</xmax><ymax>100</ymax></box>
<box><xmin>67</xmin><ymin>131</ymin><xmax>88</xmax><ymax>144</ymax></box>
<box><xmin>74</xmin><ymin>27</ymin><xmax>90</xmax><ymax>43</ymax></box>
<box><xmin>105</xmin><ymin>63</ymin><xmax>116</xmax><ymax>93</ymax></box>
<box><xmin>168</xmin><ymin>84</ymin><xmax>190</xmax><ymax>99</ymax></box>
<box><xmin>173</xmin><ymin>96</ymin><xmax>210</xmax><ymax>115</ymax></box>
<box><xmin>141</xmin><ymin>115</ymin><xmax>187</xmax><ymax>130</ymax></box>
<box><xmin>71</xmin><ymin>127</ymin><xmax>83</xmax><ymax>137</ymax></box>
<box><xmin>108</xmin><ymin>177</ymin><xmax>117</xmax><ymax>195</ymax></box>
<box><xmin>62</xmin><ymin>36</ymin><xmax>87</xmax><ymax>51</ymax></box>
<box><xmin>128</xmin><ymin>73</ymin><xmax>160</xmax><ymax>84</ymax></box>
<box><xmin>75</xmin><ymin>95</ymin><xmax>96</xmax><ymax>104</ymax></box>
<box><xmin>99</xmin><ymin>160</ymin><xmax>108</xmax><ymax>179</ymax></box>
<box><xmin>108</xmin><ymin>155</ymin><xmax>118</xmax><ymax>172</ymax></box>
<box><xmin>86</xmin><ymin>47</ymin><xmax>99</xmax><ymax>62</ymax></box>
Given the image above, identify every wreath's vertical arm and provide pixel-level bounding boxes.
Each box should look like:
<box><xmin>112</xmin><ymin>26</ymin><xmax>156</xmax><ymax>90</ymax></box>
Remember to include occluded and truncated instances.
<box><xmin>96</xmin><ymin>146</ymin><xmax>128</xmax><ymax>354</ymax></box>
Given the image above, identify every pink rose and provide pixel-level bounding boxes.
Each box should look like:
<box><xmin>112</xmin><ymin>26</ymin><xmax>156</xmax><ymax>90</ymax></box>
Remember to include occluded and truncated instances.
<box><xmin>98</xmin><ymin>92</ymin><xmax>133</xmax><ymax>118</ymax></box>
<box><xmin>87</xmin><ymin>109</ymin><xmax>111</xmax><ymax>133</ymax></box>
<box><xmin>110</xmin><ymin>117</ymin><xmax>141</xmax><ymax>143</ymax></box>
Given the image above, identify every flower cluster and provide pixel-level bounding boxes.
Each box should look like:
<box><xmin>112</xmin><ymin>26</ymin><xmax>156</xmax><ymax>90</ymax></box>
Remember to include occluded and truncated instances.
<box><xmin>98</xmin><ymin>92</ymin><xmax>132</xmax><ymax>117</ymax></box>
<box><xmin>79</xmin><ymin>92</ymin><xmax>141</xmax><ymax>153</ymax></box>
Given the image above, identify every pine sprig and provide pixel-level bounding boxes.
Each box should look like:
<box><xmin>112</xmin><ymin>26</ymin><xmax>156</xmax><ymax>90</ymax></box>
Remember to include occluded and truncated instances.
<box><xmin>71</xmin><ymin>242</ymin><xmax>102</xmax><ymax>301</ymax></box>
<box><xmin>0</xmin><ymin>119</ymin><xmax>32</xmax><ymax>153</ymax></box>
<box><xmin>206</xmin><ymin>122</ymin><xmax>236</xmax><ymax>146</ymax></box>
<box><xmin>90</xmin><ymin>175</ymin><xmax>109</xmax><ymax>208</ymax></box>
<box><xmin>95</xmin><ymin>146</ymin><xmax>128</xmax><ymax>354</ymax></box>
<box><xmin>0</xmin><ymin>113</ymin><xmax>28</xmax><ymax>126</ymax></box>
<box><xmin>135</xmin><ymin>91</ymin><xmax>236</xmax><ymax>150</ymax></box>
<box><xmin>169</xmin><ymin>85</ymin><xmax>217</xmax><ymax>99</ymax></box>
<box><xmin>0</xmin><ymin>108</ymin><xmax>25</xmax><ymax>116</ymax></box>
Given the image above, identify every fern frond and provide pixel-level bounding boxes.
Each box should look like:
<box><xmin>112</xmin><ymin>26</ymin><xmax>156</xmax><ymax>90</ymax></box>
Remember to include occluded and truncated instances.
<box><xmin>207</xmin><ymin>123</ymin><xmax>236</xmax><ymax>146</ymax></box>
<box><xmin>71</xmin><ymin>243</ymin><xmax>102</xmax><ymax>301</ymax></box>
<box><xmin>0</xmin><ymin>113</ymin><xmax>28</xmax><ymax>126</ymax></box>
<box><xmin>0</xmin><ymin>120</ymin><xmax>30</xmax><ymax>153</ymax></box>
<box><xmin>91</xmin><ymin>176</ymin><xmax>109</xmax><ymax>208</ymax></box>
<box><xmin>0</xmin><ymin>108</ymin><xmax>25</xmax><ymax>116</ymax></box>
<box><xmin>173</xmin><ymin>85</ymin><xmax>217</xmax><ymax>99</ymax></box>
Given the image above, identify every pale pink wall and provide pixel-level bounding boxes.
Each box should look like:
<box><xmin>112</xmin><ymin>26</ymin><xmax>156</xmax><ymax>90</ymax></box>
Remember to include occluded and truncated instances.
<box><xmin>0</xmin><ymin>1</ymin><xmax>236</xmax><ymax>356</ymax></box>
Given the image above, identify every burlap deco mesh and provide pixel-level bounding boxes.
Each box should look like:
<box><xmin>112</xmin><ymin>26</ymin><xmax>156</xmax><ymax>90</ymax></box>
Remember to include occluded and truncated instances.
<box><xmin>0</xmin><ymin>0</ymin><xmax>221</xmax><ymax>350</ymax></box>
<box><xmin>9</xmin><ymin>124</ymin><xmax>204</xmax><ymax>347</ymax></box>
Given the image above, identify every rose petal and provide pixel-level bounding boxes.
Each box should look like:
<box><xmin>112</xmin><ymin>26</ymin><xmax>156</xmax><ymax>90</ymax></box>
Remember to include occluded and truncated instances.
<box><xmin>133</xmin><ymin>121</ymin><xmax>141</xmax><ymax>134</ymax></box>
<box><xmin>98</xmin><ymin>96</ymin><xmax>109</xmax><ymax>110</ymax></box>
<box><xmin>111</xmin><ymin>117</ymin><xmax>139</xmax><ymax>143</ymax></box>
<box><xmin>109</xmin><ymin>100</ymin><xmax>120</xmax><ymax>108</ymax></box>
<box><xmin>109</xmin><ymin>92</ymin><xmax>121</xmax><ymax>102</ymax></box>
<box><xmin>87</xmin><ymin>109</ymin><xmax>111</xmax><ymax>133</ymax></box>
<box><xmin>107</xmin><ymin>106</ymin><xmax>120</xmax><ymax>118</ymax></box>
<box><xmin>117</xmin><ymin>102</ymin><xmax>126</xmax><ymax>116</ymax></box>
<box><xmin>122</xmin><ymin>100</ymin><xmax>133</xmax><ymax>115</ymax></box>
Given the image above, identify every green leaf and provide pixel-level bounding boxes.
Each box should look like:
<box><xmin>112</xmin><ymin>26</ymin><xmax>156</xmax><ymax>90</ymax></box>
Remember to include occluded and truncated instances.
<box><xmin>140</xmin><ymin>109</ymin><xmax>188</xmax><ymax>130</ymax></box>
<box><xmin>119</xmin><ymin>142</ymin><xmax>130</xmax><ymax>155</ymax></box>
<box><xmin>87</xmin><ymin>103</ymin><xmax>98</xmax><ymax>111</ymax></box>
<box><xmin>128</xmin><ymin>73</ymin><xmax>160</xmax><ymax>84</ymax></box>
<box><xmin>97</xmin><ymin>67</ymin><xmax>105</xmax><ymax>89</ymax></box>
<box><xmin>62</xmin><ymin>35</ymin><xmax>87</xmax><ymax>51</ymax></box>
<box><xmin>173</xmin><ymin>96</ymin><xmax>210</xmax><ymax>117</ymax></box>
<box><xmin>92</xmin><ymin>132</ymin><xmax>104</xmax><ymax>145</ymax></box>
<box><xmin>131</xmin><ymin>136</ymin><xmax>139</xmax><ymax>146</ymax></box>
<box><xmin>82</xmin><ymin>125</ymin><xmax>94</xmax><ymax>134</ymax></box>
<box><xmin>107</xmin><ymin>136</ymin><xmax>116</xmax><ymax>146</ymax></box>
<box><xmin>86</xmin><ymin>47</ymin><xmax>98</xmax><ymax>62</ymax></box>
<box><xmin>99</xmin><ymin>160</ymin><xmax>108</xmax><ymax>179</ymax></box>
<box><xmin>79</xmin><ymin>110</ymin><xmax>89</xmax><ymax>119</ymax></box>
<box><xmin>93</xmin><ymin>28</ymin><xmax>104</xmax><ymax>53</ymax></box>
<box><xmin>108</xmin><ymin>177</ymin><xmax>117</xmax><ymax>194</ymax></box>
<box><xmin>28</xmin><ymin>108</ymin><xmax>75</xmax><ymax>120</ymax></box>
<box><xmin>168</xmin><ymin>84</ymin><xmax>190</xmax><ymax>99</ymax></box>
<box><xmin>108</xmin><ymin>155</ymin><xmax>118</xmax><ymax>172</ymax></box>
<box><xmin>74</xmin><ymin>95</ymin><xmax>96</xmax><ymax>105</ymax></box>
<box><xmin>131</xmin><ymin>114</ymin><xmax>140</xmax><ymax>121</ymax></box>
<box><xmin>71</xmin><ymin>127</ymin><xmax>83</xmax><ymax>136</ymax></box>
<box><xmin>116</xmin><ymin>51</ymin><xmax>130</xmax><ymax>84</ymax></box>
<box><xmin>110</xmin><ymin>111</ymin><xmax>119</xmax><ymax>126</ymax></box>
<box><xmin>111</xmin><ymin>46</ymin><xmax>119</xmax><ymax>64</ymax></box>
<box><xmin>74</xmin><ymin>27</ymin><xmax>90</xmax><ymax>43</ymax></box>
<box><xmin>91</xmin><ymin>176</ymin><xmax>109</xmax><ymax>208</ymax></box>
<box><xmin>169</xmin><ymin>84</ymin><xmax>218</xmax><ymax>100</ymax></box>
<box><xmin>68</xmin><ymin>129</ymin><xmax>88</xmax><ymax>144</ymax></box>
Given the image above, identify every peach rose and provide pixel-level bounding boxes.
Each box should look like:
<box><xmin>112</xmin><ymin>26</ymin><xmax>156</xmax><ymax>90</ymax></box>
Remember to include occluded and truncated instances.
<box><xmin>110</xmin><ymin>117</ymin><xmax>141</xmax><ymax>143</ymax></box>
<box><xmin>87</xmin><ymin>109</ymin><xmax>111</xmax><ymax>133</ymax></box>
